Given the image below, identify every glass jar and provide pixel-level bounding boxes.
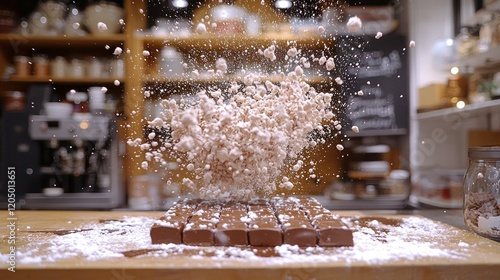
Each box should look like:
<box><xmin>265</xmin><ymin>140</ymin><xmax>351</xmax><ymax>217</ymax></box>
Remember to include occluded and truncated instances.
<box><xmin>463</xmin><ymin>146</ymin><xmax>500</xmax><ymax>241</ymax></box>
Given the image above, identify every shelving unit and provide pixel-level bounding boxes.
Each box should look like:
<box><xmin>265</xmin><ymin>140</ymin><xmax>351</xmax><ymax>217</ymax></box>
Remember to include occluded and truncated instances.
<box><xmin>411</xmin><ymin>44</ymin><xmax>500</xmax><ymax>208</ymax></box>
<box><xmin>416</xmin><ymin>99</ymin><xmax>500</xmax><ymax>120</ymax></box>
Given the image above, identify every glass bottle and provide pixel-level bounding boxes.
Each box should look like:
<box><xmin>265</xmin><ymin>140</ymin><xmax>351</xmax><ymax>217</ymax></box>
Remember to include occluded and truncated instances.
<box><xmin>463</xmin><ymin>146</ymin><xmax>500</xmax><ymax>241</ymax></box>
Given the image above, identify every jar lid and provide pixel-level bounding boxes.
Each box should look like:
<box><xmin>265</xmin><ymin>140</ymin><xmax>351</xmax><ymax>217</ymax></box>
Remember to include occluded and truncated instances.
<box><xmin>468</xmin><ymin>146</ymin><xmax>500</xmax><ymax>159</ymax></box>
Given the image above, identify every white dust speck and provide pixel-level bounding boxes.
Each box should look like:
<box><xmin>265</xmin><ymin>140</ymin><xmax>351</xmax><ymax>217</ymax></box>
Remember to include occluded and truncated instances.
<box><xmin>375</xmin><ymin>32</ymin><xmax>383</xmax><ymax>39</ymax></box>
<box><xmin>352</xmin><ymin>126</ymin><xmax>359</xmax><ymax>133</ymax></box>
<box><xmin>409</xmin><ymin>40</ymin><xmax>416</xmax><ymax>47</ymax></box>
<box><xmin>143</xmin><ymin>50</ymin><xmax>151</xmax><ymax>56</ymax></box>
<box><xmin>114</xmin><ymin>80</ymin><xmax>120</xmax><ymax>86</ymax></box>
<box><xmin>113</xmin><ymin>47</ymin><xmax>123</xmax><ymax>56</ymax></box>
<box><xmin>346</xmin><ymin>16</ymin><xmax>362</xmax><ymax>33</ymax></box>
<box><xmin>336</xmin><ymin>144</ymin><xmax>344</xmax><ymax>151</ymax></box>
<box><xmin>97</xmin><ymin>22</ymin><xmax>108</xmax><ymax>32</ymax></box>
<box><xmin>287</xmin><ymin>47</ymin><xmax>298</xmax><ymax>57</ymax></box>
<box><xmin>195</xmin><ymin>23</ymin><xmax>207</xmax><ymax>34</ymax></box>
<box><xmin>101</xmin><ymin>87</ymin><xmax>108</xmax><ymax>93</ymax></box>
<box><xmin>326</xmin><ymin>57</ymin><xmax>335</xmax><ymax>71</ymax></box>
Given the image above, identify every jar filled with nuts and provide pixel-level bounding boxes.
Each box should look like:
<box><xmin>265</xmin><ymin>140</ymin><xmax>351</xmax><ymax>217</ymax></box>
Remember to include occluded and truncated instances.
<box><xmin>463</xmin><ymin>146</ymin><xmax>500</xmax><ymax>241</ymax></box>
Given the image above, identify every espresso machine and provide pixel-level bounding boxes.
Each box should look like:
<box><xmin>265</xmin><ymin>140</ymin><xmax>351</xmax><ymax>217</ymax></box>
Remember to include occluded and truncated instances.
<box><xmin>0</xmin><ymin>85</ymin><xmax>125</xmax><ymax>209</ymax></box>
<box><xmin>25</xmin><ymin>115</ymin><xmax>125</xmax><ymax>209</ymax></box>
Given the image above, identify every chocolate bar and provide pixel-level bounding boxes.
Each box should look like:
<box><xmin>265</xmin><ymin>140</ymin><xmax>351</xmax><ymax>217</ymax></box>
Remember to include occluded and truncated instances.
<box><xmin>150</xmin><ymin>196</ymin><xmax>354</xmax><ymax>247</ymax></box>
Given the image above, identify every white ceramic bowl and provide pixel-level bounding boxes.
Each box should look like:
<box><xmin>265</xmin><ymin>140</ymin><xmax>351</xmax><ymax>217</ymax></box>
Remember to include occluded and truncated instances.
<box><xmin>44</xmin><ymin>102</ymin><xmax>73</xmax><ymax>118</ymax></box>
<box><xmin>84</xmin><ymin>3</ymin><xmax>123</xmax><ymax>35</ymax></box>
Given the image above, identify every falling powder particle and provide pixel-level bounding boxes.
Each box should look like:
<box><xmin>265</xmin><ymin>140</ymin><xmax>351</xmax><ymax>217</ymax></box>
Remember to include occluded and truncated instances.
<box><xmin>262</xmin><ymin>45</ymin><xmax>277</xmax><ymax>61</ymax></box>
<box><xmin>318</xmin><ymin>56</ymin><xmax>327</xmax><ymax>65</ymax></box>
<box><xmin>141</xmin><ymin>161</ymin><xmax>148</xmax><ymax>169</ymax></box>
<box><xmin>352</xmin><ymin>126</ymin><xmax>359</xmax><ymax>133</ymax></box>
<box><xmin>287</xmin><ymin>47</ymin><xmax>298</xmax><ymax>57</ymax></box>
<box><xmin>409</xmin><ymin>40</ymin><xmax>416</xmax><ymax>47</ymax></box>
<box><xmin>318</xmin><ymin>26</ymin><xmax>325</xmax><ymax>34</ymax></box>
<box><xmin>105</xmin><ymin>45</ymin><xmax>110</xmax><ymax>50</ymax></box>
<box><xmin>143</xmin><ymin>50</ymin><xmax>151</xmax><ymax>56</ymax></box>
<box><xmin>375</xmin><ymin>32</ymin><xmax>383</xmax><ymax>39</ymax></box>
<box><xmin>97</xmin><ymin>22</ymin><xmax>108</xmax><ymax>32</ymax></box>
<box><xmin>335</xmin><ymin>77</ymin><xmax>343</xmax><ymax>85</ymax></box>
<box><xmin>113</xmin><ymin>47</ymin><xmax>123</xmax><ymax>56</ymax></box>
<box><xmin>195</xmin><ymin>23</ymin><xmax>207</xmax><ymax>34</ymax></box>
<box><xmin>119</xmin><ymin>19</ymin><xmax>125</xmax><ymax>25</ymax></box>
<box><xmin>346</xmin><ymin>16</ymin><xmax>362</xmax><ymax>33</ymax></box>
<box><xmin>326</xmin><ymin>57</ymin><xmax>335</xmax><ymax>71</ymax></box>
<box><xmin>101</xmin><ymin>87</ymin><xmax>108</xmax><ymax>93</ymax></box>
<box><xmin>336</xmin><ymin>144</ymin><xmax>344</xmax><ymax>151</ymax></box>
<box><xmin>215</xmin><ymin>58</ymin><xmax>228</xmax><ymax>74</ymax></box>
<box><xmin>114</xmin><ymin>80</ymin><xmax>120</xmax><ymax>86</ymax></box>
<box><xmin>357</xmin><ymin>90</ymin><xmax>364</xmax><ymax>96</ymax></box>
<box><xmin>69</xmin><ymin>89</ymin><xmax>76</xmax><ymax>94</ymax></box>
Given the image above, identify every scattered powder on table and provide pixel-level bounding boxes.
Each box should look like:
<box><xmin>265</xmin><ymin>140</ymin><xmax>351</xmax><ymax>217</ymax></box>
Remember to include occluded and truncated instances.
<box><xmin>0</xmin><ymin>216</ymin><xmax>471</xmax><ymax>265</ymax></box>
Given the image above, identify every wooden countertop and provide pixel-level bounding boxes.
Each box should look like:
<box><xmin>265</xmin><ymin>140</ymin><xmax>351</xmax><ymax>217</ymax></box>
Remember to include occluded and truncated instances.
<box><xmin>1</xmin><ymin>210</ymin><xmax>500</xmax><ymax>280</ymax></box>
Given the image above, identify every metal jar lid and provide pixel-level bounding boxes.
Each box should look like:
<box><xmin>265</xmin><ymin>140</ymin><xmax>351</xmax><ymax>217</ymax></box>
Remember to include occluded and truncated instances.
<box><xmin>468</xmin><ymin>146</ymin><xmax>500</xmax><ymax>159</ymax></box>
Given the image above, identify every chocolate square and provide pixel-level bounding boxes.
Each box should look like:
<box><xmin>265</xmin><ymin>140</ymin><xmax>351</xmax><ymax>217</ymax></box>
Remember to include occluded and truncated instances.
<box><xmin>214</xmin><ymin>222</ymin><xmax>248</xmax><ymax>246</ymax></box>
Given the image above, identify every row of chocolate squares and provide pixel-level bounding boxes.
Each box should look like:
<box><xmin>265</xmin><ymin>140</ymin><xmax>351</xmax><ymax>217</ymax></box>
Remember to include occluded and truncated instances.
<box><xmin>150</xmin><ymin>217</ymin><xmax>354</xmax><ymax>247</ymax></box>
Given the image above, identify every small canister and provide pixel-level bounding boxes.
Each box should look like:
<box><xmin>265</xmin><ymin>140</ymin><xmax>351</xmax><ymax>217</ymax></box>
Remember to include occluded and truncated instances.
<box><xmin>51</xmin><ymin>56</ymin><xmax>67</xmax><ymax>78</ymax></box>
<box><xmin>14</xmin><ymin>56</ymin><xmax>30</xmax><ymax>76</ymax></box>
<box><xmin>463</xmin><ymin>146</ymin><xmax>500</xmax><ymax>241</ymax></box>
<box><xmin>33</xmin><ymin>55</ymin><xmax>50</xmax><ymax>76</ymax></box>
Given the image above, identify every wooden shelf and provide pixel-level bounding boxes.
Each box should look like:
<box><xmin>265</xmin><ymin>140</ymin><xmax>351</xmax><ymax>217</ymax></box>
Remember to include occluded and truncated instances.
<box><xmin>3</xmin><ymin>76</ymin><xmax>125</xmax><ymax>84</ymax></box>
<box><xmin>415</xmin><ymin>99</ymin><xmax>500</xmax><ymax>121</ymax></box>
<box><xmin>139</xmin><ymin>34</ymin><xmax>334</xmax><ymax>50</ymax></box>
<box><xmin>455</xmin><ymin>45</ymin><xmax>500</xmax><ymax>70</ymax></box>
<box><xmin>0</xmin><ymin>34</ymin><xmax>125</xmax><ymax>48</ymax></box>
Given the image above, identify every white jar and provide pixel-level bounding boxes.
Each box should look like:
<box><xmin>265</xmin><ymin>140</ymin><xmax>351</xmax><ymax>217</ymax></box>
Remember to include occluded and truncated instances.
<box><xmin>51</xmin><ymin>56</ymin><xmax>66</xmax><ymax>77</ymax></box>
<box><xmin>159</xmin><ymin>46</ymin><xmax>184</xmax><ymax>77</ymax></box>
<box><xmin>87</xmin><ymin>57</ymin><xmax>104</xmax><ymax>78</ymax></box>
<box><xmin>110</xmin><ymin>58</ymin><xmax>125</xmax><ymax>78</ymax></box>
<box><xmin>69</xmin><ymin>58</ymin><xmax>85</xmax><ymax>78</ymax></box>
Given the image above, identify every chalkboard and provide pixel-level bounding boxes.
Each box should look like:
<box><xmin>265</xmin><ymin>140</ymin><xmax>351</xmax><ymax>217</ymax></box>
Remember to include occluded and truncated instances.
<box><xmin>339</xmin><ymin>33</ymin><xmax>409</xmax><ymax>136</ymax></box>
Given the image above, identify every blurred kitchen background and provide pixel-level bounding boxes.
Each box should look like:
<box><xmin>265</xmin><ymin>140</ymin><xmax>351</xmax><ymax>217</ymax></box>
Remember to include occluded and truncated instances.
<box><xmin>0</xmin><ymin>0</ymin><xmax>499</xmax><ymax>210</ymax></box>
